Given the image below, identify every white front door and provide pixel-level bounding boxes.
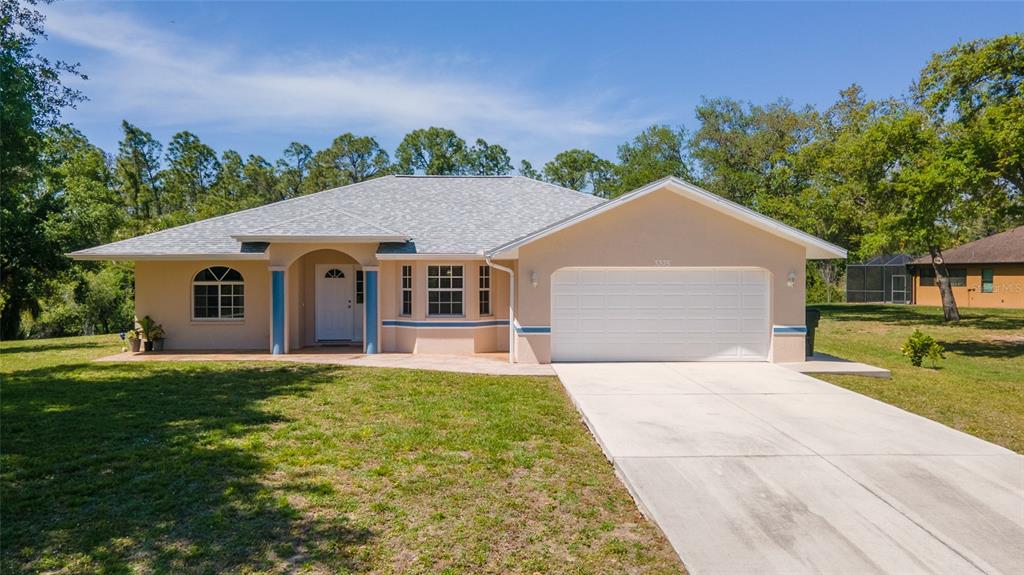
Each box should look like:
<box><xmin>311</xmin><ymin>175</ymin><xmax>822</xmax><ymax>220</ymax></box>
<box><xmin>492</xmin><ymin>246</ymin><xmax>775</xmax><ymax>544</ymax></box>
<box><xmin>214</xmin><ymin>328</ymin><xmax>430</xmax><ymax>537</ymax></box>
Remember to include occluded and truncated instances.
<box><xmin>551</xmin><ymin>267</ymin><xmax>771</xmax><ymax>362</ymax></box>
<box><xmin>316</xmin><ymin>264</ymin><xmax>355</xmax><ymax>341</ymax></box>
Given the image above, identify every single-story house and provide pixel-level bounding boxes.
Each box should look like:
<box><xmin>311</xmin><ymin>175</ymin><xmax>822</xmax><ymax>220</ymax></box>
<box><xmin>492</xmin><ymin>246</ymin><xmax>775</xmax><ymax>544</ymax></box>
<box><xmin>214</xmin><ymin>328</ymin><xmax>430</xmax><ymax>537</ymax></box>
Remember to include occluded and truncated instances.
<box><xmin>909</xmin><ymin>225</ymin><xmax>1024</xmax><ymax>309</ymax></box>
<box><xmin>70</xmin><ymin>176</ymin><xmax>846</xmax><ymax>363</ymax></box>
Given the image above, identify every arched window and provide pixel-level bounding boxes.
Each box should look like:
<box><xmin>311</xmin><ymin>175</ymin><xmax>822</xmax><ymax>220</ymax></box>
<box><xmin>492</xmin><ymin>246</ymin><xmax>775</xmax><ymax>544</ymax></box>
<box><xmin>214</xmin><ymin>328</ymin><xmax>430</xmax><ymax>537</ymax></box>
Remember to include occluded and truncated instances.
<box><xmin>324</xmin><ymin>268</ymin><xmax>345</xmax><ymax>279</ymax></box>
<box><xmin>193</xmin><ymin>266</ymin><xmax>244</xmax><ymax>319</ymax></box>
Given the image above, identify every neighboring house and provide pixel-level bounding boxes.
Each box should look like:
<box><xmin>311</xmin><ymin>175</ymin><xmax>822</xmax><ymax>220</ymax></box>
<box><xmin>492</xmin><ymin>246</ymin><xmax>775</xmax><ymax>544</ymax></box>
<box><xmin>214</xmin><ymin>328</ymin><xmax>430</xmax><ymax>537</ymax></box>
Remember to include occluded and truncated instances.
<box><xmin>70</xmin><ymin>176</ymin><xmax>846</xmax><ymax>363</ymax></box>
<box><xmin>908</xmin><ymin>225</ymin><xmax>1024</xmax><ymax>309</ymax></box>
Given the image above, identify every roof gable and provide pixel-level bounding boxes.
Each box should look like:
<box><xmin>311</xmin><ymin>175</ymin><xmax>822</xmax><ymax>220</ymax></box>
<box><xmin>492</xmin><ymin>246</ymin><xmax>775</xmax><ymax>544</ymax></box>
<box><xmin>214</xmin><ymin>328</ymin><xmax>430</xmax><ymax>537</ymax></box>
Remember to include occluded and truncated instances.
<box><xmin>487</xmin><ymin>177</ymin><xmax>847</xmax><ymax>260</ymax></box>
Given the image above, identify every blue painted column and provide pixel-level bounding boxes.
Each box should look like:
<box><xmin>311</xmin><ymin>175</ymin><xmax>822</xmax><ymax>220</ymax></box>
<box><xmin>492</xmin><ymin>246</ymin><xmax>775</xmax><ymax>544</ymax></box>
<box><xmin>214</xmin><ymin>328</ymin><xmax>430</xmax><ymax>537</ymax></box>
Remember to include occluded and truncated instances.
<box><xmin>364</xmin><ymin>267</ymin><xmax>379</xmax><ymax>354</ymax></box>
<box><xmin>271</xmin><ymin>267</ymin><xmax>285</xmax><ymax>355</ymax></box>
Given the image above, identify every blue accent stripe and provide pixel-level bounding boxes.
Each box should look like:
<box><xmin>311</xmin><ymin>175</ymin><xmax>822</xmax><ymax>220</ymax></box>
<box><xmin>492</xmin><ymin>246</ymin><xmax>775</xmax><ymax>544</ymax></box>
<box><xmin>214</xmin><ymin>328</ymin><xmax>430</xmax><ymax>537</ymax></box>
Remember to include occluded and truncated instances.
<box><xmin>514</xmin><ymin>325</ymin><xmax>551</xmax><ymax>334</ymax></box>
<box><xmin>773</xmin><ymin>325</ymin><xmax>807</xmax><ymax>334</ymax></box>
<box><xmin>271</xmin><ymin>270</ymin><xmax>285</xmax><ymax>355</ymax></box>
<box><xmin>365</xmin><ymin>270</ymin><xmax>379</xmax><ymax>354</ymax></box>
<box><xmin>383</xmin><ymin>319</ymin><xmax>509</xmax><ymax>328</ymax></box>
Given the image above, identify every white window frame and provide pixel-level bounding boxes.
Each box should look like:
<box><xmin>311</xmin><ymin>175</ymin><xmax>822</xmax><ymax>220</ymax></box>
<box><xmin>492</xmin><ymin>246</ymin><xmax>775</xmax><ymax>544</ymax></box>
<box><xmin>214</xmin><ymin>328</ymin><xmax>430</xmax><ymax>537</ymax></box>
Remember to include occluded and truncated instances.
<box><xmin>427</xmin><ymin>265</ymin><xmax>464</xmax><ymax>317</ymax></box>
<box><xmin>479</xmin><ymin>265</ymin><xmax>492</xmax><ymax>316</ymax></box>
<box><xmin>400</xmin><ymin>265</ymin><xmax>413</xmax><ymax>316</ymax></box>
<box><xmin>192</xmin><ymin>266</ymin><xmax>245</xmax><ymax>321</ymax></box>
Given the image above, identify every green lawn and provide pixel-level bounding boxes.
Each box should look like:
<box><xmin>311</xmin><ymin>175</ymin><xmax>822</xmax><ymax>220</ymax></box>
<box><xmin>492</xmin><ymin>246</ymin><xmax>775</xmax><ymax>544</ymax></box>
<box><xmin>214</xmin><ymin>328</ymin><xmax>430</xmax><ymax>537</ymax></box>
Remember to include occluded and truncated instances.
<box><xmin>813</xmin><ymin>304</ymin><xmax>1024</xmax><ymax>453</ymax></box>
<box><xmin>1</xmin><ymin>336</ymin><xmax>682</xmax><ymax>574</ymax></box>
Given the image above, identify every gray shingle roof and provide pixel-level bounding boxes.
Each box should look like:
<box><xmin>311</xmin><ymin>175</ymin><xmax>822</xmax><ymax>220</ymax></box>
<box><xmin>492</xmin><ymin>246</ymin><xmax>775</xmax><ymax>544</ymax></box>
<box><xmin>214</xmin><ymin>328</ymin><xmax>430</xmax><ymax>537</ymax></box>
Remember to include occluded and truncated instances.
<box><xmin>70</xmin><ymin>176</ymin><xmax>605</xmax><ymax>258</ymax></box>
<box><xmin>235</xmin><ymin>207</ymin><xmax>406</xmax><ymax>240</ymax></box>
<box><xmin>911</xmin><ymin>225</ymin><xmax>1024</xmax><ymax>265</ymax></box>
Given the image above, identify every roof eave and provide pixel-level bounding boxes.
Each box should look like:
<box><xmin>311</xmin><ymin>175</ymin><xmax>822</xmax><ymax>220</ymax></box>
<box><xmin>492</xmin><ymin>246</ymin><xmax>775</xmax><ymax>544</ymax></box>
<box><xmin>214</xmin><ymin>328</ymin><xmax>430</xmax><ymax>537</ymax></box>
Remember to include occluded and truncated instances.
<box><xmin>230</xmin><ymin>234</ymin><xmax>409</xmax><ymax>243</ymax></box>
<box><xmin>67</xmin><ymin>252</ymin><xmax>271</xmax><ymax>262</ymax></box>
<box><xmin>376</xmin><ymin>253</ymin><xmax>487</xmax><ymax>260</ymax></box>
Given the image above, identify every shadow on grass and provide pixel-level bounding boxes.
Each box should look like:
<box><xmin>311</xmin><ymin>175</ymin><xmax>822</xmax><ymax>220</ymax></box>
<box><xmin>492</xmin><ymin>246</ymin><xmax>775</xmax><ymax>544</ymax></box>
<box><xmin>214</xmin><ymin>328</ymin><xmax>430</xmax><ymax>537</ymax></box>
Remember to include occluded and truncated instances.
<box><xmin>813</xmin><ymin>304</ymin><xmax>1024</xmax><ymax>331</ymax></box>
<box><xmin>940</xmin><ymin>339</ymin><xmax>1024</xmax><ymax>359</ymax></box>
<box><xmin>0</xmin><ymin>340</ymin><xmax>110</xmax><ymax>354</ymax></box>
<box><xmin>1</xmin><ymin>361</ymin><xmax>371</xmax><ymax>573</ymax></box>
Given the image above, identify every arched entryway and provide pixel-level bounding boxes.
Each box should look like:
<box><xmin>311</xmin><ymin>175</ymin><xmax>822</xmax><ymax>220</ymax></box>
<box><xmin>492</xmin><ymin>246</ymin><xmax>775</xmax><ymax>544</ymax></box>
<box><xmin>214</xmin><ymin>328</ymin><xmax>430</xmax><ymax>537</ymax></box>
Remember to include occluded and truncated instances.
<box><xmin>287</xmin><ymin>249</ymin><xmax>364</xmax><ymax>350</ymax></box>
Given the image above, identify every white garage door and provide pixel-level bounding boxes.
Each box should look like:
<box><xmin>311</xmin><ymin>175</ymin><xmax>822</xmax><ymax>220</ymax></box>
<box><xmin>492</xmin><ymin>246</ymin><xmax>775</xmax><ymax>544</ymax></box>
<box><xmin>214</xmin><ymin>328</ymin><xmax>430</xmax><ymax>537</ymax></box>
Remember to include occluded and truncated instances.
<box><xmin>551</xmin><ymin>267</ymin><xmax>770</xmax><ymax>362</ymax></box>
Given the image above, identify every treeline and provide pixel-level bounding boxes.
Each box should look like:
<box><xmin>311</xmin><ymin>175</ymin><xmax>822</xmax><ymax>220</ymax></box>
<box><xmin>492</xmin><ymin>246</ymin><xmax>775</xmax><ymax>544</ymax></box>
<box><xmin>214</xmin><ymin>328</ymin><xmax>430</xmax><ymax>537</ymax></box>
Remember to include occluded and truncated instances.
<box><xmin>2</xmin><ymin>1</ymin><xmax>1021</xmax><ymax>337</ymax></box>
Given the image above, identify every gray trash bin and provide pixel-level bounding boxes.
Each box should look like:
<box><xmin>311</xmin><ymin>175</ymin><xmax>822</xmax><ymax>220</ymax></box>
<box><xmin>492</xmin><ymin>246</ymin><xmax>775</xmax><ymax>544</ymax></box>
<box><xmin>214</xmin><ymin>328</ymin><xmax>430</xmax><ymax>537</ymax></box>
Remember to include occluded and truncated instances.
<box><xmin>805</xmin><ymin>308</ymin><xmax>821</xmax><ymax>358</ymax></box>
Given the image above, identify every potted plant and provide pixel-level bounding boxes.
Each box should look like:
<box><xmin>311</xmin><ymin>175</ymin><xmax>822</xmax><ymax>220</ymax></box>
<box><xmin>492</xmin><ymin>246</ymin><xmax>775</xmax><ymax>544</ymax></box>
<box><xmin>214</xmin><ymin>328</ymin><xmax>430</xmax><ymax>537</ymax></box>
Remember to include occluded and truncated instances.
<box><xmin>151</xmin><ymin>324</ymin><xmax>166</xmax><ymax>352</ymax></box>
<box><xmin>137</xmin><ymin>316</ymin><xmax>163</xmax><ymax>352</ymax></box>
<box><xmin>126</xmin><ymin>330</ymin><xmax>142</xmax><ymax>353</ymax></box>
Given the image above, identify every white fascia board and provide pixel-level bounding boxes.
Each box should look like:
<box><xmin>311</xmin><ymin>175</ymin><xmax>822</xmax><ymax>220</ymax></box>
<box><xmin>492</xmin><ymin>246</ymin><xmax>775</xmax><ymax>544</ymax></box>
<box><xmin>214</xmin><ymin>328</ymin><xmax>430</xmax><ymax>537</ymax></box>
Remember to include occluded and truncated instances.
<box><xmin>67</xmin><ymin>252</ymin><xmax>270</xmax><ymax>261</ymax></box>
<box><xmin>487</xmin><ymin>177</ymin><xmax>847</xmax><ymax>260</ymax></box>
<box><xmin>230</xmin><ymin>234</ymin><xmax>408</xmax><ymax>243</ymax></box>
<box><xmin>375</xmin><ymin>253</ymin><xmax>487</xmax><ymax>261</ymax></box>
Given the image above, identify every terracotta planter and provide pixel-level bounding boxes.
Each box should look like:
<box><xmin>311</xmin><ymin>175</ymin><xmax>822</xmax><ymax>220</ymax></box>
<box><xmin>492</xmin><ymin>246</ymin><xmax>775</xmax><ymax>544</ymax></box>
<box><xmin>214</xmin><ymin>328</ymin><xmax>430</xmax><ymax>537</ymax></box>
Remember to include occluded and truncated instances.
<box><xmin>129</xmin><ymin>339</ymin><xmax>141</xmax><ymax>353</ymax></box>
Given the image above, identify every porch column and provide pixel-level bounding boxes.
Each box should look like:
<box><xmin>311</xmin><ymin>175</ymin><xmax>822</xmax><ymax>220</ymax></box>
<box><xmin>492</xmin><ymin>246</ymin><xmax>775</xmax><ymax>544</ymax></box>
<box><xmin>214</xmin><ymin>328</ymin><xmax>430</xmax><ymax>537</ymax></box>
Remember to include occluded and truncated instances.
<box><xmin>364</xmin><ymin>266</ymin><xmax>379</xmax><ymax>354</ymax></box>
<box><xmin>270</xmin><ymin>266</ymin><xmax>285</xmax><ymax>355</ymax></box>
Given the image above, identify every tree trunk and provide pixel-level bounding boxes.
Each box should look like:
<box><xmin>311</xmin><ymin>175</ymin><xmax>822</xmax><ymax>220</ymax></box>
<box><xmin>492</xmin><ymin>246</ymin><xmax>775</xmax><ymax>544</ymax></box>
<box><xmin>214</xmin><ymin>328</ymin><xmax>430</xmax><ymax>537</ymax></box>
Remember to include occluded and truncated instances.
<box><xmin>929</xmin><ymin>246</ymin><xmax>961</xmax><ymax>322</ymax></box>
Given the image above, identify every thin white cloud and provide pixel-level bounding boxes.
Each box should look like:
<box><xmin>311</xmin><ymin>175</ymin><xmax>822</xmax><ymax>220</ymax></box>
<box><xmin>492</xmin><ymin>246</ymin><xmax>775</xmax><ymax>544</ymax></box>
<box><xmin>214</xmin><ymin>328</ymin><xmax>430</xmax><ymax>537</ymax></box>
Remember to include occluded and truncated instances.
<box><xmin>44</xmin><ymin>4</ymin><xmax>655</xmax><ymax>157</ymax></box>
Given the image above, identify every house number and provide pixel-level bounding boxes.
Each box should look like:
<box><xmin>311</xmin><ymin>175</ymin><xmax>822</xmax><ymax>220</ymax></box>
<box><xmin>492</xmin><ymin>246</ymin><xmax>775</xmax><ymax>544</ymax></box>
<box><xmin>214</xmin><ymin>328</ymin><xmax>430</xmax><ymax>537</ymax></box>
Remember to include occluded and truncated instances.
<box><xmin>654</xmin><ymin>259</ymin><xmax>672</xmax><ymax>267</ymax></box>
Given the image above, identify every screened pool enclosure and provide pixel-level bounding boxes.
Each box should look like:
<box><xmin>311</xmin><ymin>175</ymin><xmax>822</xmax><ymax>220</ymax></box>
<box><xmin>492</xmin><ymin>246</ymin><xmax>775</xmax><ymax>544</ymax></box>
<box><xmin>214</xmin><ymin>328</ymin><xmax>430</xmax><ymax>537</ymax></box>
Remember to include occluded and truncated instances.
<box><xmin>845</xmin><ymin>254</ymin><xmax>915</xmax><ymax>304</ymax></box>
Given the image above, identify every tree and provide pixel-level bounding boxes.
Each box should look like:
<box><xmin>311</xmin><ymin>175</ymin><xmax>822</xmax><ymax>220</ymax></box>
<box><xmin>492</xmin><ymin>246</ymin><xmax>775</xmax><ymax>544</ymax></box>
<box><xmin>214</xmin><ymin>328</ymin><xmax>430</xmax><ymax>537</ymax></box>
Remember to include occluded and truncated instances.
<box><xmin>690</xmin><ymin>98</ymin><xmax>817</xmax><ymax>208</ymax></box>
<box><xmin>856</xmin><ymin>107</ymin><xmax>989</xmax><ymax>321</ymax></box>
<box><xmin>915</xmin><ymin>33</ymin><xmax>1024</xmax><ymax>228</ymax></box>
<box><xmin>243</xmin><ymin>154</ymin><xmax>277</xmax><ymax>204</ymax></box>
<box><xmin>613</xmin><ymin>125</ymin><xmax>693</xmax><ymax>196</ymax></box>
<box><xmin>542</xmin><ymin>149</ymin><xmax>615</xmax><ymax>195</ymax></box>
<box><xmin>518</xmin><ymin>159</ymin><xmax>541</xmax><ymax>179</ymax></box>
<box><xmin>114</xmin><ymin>121</ymin><xmax>163</xmax><ymax>231</ymax></box>
<box><xmin>275</xmin><ymin>142</ymin><xmax>312</xmax><ymax>200</ymax></box>
<box><xmin>200</xmin><ymin>150</ymin><xmax>247</xmax><ymax>217</ymax></box>
<box><xmin>1</xmin><ymin>0</ymin><xmax>86</xmax><ymax>338</ymax></box>
<box><xmin>162</xmin><ymin>130</ymin><xmax>219</xmax><ymax>216</ymax></box>
<box><xmin>304</xmin><ymin>133</ymin><xmax>391</xmax><ymax>193</ymax></box>
<box><xmin>395</xmin><ymin>127</ymin><xmax>468</xmax><ymax>175</ymax></box>
<box><xmin>41</xmin><ymin>126</ymin><xmax>124</xmax><ymax>251</ymax></box>
<box><xmin>465</xmin><ymin>138</ymin><xmax>512</xmax><ymax>175</ymax></box>
<box><xmin>856</xmin><ymin>34</ymin><xmax>1024</xmax><ymax>321</ymax></box>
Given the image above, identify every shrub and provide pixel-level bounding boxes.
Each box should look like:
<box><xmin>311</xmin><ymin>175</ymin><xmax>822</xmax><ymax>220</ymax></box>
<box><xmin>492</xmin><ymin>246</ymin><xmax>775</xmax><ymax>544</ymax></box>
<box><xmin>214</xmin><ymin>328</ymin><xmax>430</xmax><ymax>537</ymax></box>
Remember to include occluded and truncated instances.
<box><xmin>901</xmin><ymin>329</ymin><xmax>946</xmax><ymax>367</ymax></box>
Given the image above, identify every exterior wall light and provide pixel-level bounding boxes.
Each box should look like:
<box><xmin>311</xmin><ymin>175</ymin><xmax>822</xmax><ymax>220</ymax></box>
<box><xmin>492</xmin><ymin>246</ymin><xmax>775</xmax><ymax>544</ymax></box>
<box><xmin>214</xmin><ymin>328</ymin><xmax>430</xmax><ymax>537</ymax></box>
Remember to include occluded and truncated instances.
<box><xmin>530</xmin><ymin>271</ymin><xmax>539</xmax><ymax>287</ymax></box>
<box><xmin>787</xmin><ymin>271</ymin><xmax>797</xmax><ymax>288</ymax></box>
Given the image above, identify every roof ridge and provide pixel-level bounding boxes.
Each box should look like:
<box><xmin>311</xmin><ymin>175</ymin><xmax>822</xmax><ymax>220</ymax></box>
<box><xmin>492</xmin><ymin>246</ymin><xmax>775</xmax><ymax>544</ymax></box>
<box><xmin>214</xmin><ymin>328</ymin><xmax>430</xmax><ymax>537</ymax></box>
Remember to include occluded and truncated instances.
<box><xmin>513</xmin><ymin>175</ymin><xmax>608</xmax><ymax>200</ymax></box>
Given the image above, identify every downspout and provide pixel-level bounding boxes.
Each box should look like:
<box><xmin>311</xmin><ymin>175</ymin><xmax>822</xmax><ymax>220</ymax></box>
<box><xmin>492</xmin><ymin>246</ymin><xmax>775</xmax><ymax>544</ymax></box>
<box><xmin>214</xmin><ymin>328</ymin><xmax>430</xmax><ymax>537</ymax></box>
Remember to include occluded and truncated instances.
<box><xmin>485</xmin><ymin>255</ymin><xmax>516</xmax><ymax>364</ymax></box>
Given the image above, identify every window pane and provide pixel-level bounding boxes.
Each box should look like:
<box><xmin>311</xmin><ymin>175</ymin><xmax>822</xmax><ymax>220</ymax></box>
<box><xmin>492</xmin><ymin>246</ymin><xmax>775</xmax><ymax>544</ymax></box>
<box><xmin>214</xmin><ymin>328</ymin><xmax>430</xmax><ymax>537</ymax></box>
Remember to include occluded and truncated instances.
<box><xmin>982</xmin><ymin>268</ymin><xmax>994</xmax><ymax>293</ymax></box>
<box><xmin>193</xmin><ymin>268</ymin><xmax>244</xmax><ymax>319</ymax></box>
<box><xmin>222</xmin><ymin>268</ymin><xmax>243</xmax><ymax>281</ymax></box>
<box><xmin>949</xmin><ymin>268</ymin><xmax>967</xmax><ymax>287</ymax></box>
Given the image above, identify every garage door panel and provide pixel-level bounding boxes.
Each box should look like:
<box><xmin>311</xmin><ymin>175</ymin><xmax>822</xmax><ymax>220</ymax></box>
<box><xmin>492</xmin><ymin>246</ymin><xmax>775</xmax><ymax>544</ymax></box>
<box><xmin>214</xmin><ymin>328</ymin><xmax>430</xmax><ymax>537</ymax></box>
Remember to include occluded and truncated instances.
<box><xmin>551</xmin><ymin>267</ymin><xmax>770</xmax><ymax>362</ymax></box>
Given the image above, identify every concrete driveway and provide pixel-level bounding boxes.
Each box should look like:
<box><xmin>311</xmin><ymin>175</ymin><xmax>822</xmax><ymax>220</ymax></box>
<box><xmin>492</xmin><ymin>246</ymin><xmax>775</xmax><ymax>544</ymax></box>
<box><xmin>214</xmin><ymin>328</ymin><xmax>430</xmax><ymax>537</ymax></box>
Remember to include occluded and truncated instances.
<box><xmin>554</xmin><ymin>362</ymin><xmax>1024</xmax><ymax>575</ymax></box>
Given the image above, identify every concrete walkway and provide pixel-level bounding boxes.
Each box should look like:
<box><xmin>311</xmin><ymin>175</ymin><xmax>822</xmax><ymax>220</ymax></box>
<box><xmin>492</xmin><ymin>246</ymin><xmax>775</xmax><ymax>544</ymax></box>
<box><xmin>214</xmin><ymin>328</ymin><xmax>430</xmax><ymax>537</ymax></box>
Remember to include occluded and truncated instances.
<box><xmin>554</xmin><ymin>362</ymin><xmax>1024</xmax><ymax>575</ymax></box>
<box><xmin>97</xmin><ymin>350</ymin><xmax>555</xmax><ymax>376</ymax></box>
<box><xmin>780</xmin><ymin>352</ymin><xmax>891</xmax><ymax>378</ymax></box>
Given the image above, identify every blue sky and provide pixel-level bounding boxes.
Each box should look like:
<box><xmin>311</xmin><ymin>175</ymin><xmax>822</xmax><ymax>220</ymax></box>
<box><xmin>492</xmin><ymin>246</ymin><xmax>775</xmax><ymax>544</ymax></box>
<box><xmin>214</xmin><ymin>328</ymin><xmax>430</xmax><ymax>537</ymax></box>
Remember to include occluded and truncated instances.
<box><xmin>40</xmin><ymin>1</ymin><xmax>1023</xmax><ymax>167</ymax></box>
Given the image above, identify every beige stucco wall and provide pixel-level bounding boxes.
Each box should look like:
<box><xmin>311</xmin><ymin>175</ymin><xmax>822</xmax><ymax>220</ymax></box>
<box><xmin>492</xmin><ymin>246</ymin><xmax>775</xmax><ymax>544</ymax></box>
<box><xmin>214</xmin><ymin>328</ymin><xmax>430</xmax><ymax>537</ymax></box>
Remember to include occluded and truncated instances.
<box><xmin>513</xmin><ymin>186</ymin><xmax>808</xmax><ymax>363</ymax></box>
<box><xmin>913</xmin><ymin>264</ymin><xmax>1024</xmax><ymax>309</ymax></box>
<box><xmin>379</xmin><ymin>260</ymin><xmax>510</xmax><ymax>354</ymax></box>
<box><xmin>135</xmin><ymin>260</ymin><xmax>270</xmax><ymax>350</ymax></box>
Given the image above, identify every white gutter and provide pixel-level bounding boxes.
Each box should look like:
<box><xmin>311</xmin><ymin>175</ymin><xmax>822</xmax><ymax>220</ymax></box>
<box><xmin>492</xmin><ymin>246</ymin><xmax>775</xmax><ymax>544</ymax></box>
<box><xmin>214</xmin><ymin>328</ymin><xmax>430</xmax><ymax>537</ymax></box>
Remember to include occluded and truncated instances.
<box><xmin>484</xmin><ymin>255</ymin><xmax>516</xmax><ymax>364</ymax></box>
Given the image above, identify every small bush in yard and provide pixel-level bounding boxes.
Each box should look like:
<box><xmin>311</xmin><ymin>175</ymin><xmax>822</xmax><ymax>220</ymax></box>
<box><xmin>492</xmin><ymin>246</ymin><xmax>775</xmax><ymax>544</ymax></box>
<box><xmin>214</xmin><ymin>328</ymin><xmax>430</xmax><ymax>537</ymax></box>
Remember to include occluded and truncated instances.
<box><xmin>902</xmin><ymin>329</ymin><xmax>946</xmax><ymax>367</ymax></box>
